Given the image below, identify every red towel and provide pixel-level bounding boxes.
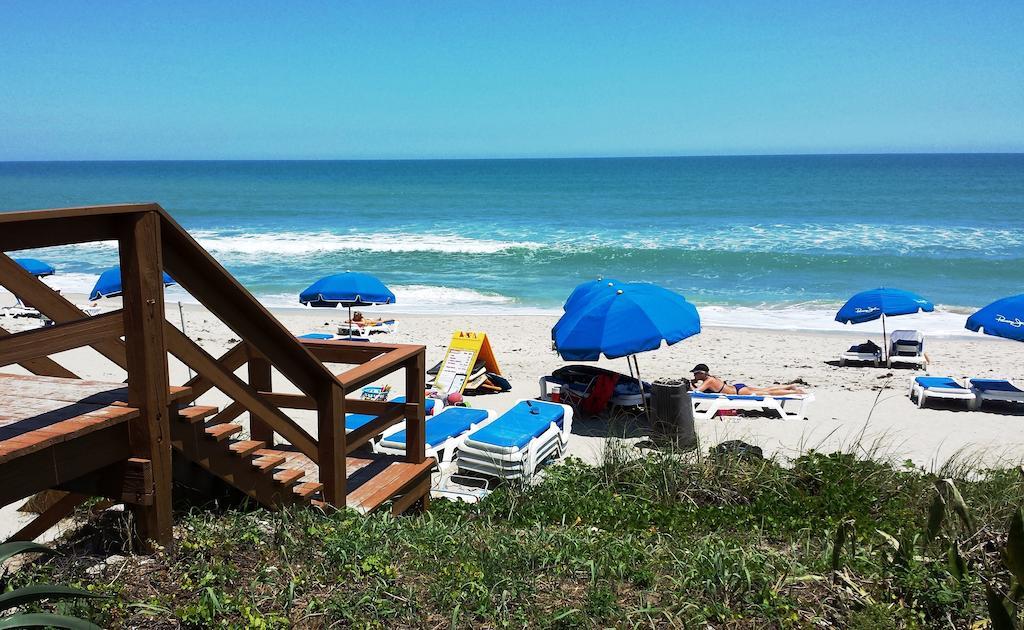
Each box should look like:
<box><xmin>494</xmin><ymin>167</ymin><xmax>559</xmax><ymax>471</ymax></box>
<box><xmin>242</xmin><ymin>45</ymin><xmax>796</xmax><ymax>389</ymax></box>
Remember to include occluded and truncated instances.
<box><xmin>583</xmin><ymin>373</ymin><xmax>620</xmax><ymax>415</ymax></box>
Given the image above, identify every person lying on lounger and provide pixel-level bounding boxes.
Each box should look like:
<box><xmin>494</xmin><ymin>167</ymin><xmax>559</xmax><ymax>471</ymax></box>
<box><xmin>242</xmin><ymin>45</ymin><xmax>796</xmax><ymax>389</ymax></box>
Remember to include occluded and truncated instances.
<box><xmin>689</xmin><ymin>363</ymin><xmax>806</xmax><ymax>396</ymax></box>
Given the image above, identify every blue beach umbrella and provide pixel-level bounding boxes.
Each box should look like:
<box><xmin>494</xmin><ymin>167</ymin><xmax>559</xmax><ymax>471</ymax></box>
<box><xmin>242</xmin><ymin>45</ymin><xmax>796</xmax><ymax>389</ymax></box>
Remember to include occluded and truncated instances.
<box><xmin>562</xmin><ymin>277</ymin><xmax>622</xmax><ymax>312</ymax></box>
<box><xmin>553</xmin><ymin>283</ymin><xmax>701</xmax><ymax>361</ymax></box>
<box><xmin>15</xmin><ymin>258</ymin><xmax>55</xmax><ymax>277</ymax></box>
<box><xmin>835</xmin><ymin>288</ymin><xmax>934</xmax><ymax>362</ymax></box>
<box><xmin>89</xmin><ymin>267</ymin><xmax>175</xmax><ymax>301</ymax></box>
<box><xmin>965</xmin><ymin>294</ymin><xmax>1024</xmax><ymax>342</ymax></box>
<box><xmin>299</xmin><ymin>272</ymin><xmax>395</xmax><ymax>339</ymax></box>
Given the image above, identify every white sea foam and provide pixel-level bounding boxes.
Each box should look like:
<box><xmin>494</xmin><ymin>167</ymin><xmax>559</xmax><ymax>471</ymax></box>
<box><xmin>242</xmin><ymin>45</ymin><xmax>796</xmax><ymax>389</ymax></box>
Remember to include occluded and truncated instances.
<box><xmin>697</xmin><ymin>304</ymin><xmax>980</xmax><ymax>337</ymax></box>
<box><xmin>188</xmin><ymin>230</ymin><xmax>538</xmax><ymax>257</ymax></box>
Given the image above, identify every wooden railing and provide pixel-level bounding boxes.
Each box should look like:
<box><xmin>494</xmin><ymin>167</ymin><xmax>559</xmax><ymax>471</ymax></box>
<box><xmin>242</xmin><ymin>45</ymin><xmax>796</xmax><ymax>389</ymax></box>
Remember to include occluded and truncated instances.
<box><xmin>0</xmin><ymin>203</ymin><xmax>426</xmax><ymax>545</ymax></box>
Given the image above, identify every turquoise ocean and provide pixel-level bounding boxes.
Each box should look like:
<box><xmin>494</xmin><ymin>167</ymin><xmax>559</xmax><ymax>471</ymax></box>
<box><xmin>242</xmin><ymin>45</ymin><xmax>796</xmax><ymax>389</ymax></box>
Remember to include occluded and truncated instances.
<box><xmin>1</xmin><ymin>155</ymin><xmax>1021</xmax><ymax>334</ymax></box>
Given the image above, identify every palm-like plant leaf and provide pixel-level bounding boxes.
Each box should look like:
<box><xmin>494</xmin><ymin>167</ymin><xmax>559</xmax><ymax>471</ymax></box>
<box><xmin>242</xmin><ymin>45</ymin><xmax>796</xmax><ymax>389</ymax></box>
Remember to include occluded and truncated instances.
<box><xmin>0</xmin><ymin>612</ymin><xmax>102</xmax><ymax>629</ymax></box>
<box><xmin>0</xmin><ymin>585</ymin><xmax>108</xmax><ymax>613</ymax></box>
<box><xmin>0</xmin><ymin>543</ymin><xmax>56</xmax><ymax>565</ymax></box>
<box><xmin>1002</xmin><ymin>508</ymin><xmax>1024</xmax><ymax>586</ymax></box>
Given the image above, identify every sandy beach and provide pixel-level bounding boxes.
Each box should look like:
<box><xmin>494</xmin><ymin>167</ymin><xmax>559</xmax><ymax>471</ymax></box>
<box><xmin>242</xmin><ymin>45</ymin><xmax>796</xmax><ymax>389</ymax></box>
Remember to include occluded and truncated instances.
<box><xmin>3</xmin><ymin>294</ymin><xmax>1022</xmax><ymax>475</ymax></box>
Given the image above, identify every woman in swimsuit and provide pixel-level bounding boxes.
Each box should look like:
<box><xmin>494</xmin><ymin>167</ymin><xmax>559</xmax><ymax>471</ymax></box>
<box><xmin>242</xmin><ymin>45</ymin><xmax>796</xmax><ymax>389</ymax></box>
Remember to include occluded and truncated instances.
<box><xmin>690</xmin><ymin>363</ymin><xmax>805</xmax><ymax>396</ymax></box>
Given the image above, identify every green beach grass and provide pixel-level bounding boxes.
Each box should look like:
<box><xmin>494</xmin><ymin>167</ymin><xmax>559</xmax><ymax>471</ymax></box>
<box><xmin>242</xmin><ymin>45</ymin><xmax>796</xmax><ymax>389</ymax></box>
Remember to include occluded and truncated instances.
<box><xmin>12</xmin><ymin>444</ymin><xmax>1024</xmax><ymax>628</ymax></box>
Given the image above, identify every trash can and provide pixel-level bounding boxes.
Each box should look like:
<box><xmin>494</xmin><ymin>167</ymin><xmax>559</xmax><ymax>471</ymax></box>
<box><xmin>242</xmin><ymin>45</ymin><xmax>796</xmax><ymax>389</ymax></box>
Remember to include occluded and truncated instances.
<box><xmin>650</xmin><ymin>378</ymin><xmax>696</xmax><ymax>448</ymax></box>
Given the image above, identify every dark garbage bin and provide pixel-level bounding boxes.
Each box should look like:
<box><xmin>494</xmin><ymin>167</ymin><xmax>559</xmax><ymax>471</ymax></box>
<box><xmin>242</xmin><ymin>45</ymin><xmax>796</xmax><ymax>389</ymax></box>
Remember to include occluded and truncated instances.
<box><xmin>650</xmin><ymin>378</ymin><xmax>696</xmax><ymax>448</ymax></box>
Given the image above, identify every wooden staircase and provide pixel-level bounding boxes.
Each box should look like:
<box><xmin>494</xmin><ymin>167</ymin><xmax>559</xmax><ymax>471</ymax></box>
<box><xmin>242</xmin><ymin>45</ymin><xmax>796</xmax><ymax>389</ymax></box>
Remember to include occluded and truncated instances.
<box><xmin>0</xmin><ymin>203</ymin><xmax>433</xmax><ymax>546</ymax></box>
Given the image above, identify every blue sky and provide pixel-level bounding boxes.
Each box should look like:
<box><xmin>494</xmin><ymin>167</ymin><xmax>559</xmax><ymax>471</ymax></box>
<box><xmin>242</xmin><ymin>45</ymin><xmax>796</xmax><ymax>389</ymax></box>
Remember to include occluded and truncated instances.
<box><xmin>1</xmin><ymin>1</ymin><xmax>1022</xmax><ymax>160</ymax></box>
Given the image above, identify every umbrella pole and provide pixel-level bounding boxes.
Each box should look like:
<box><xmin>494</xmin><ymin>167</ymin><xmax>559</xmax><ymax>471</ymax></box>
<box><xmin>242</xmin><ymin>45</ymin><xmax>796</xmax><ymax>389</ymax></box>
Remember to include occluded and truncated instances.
<box><xmin>881</xmin><ymin>313</ymin><xmax>888</xmax><ymax>364</ymax></box>
<box><xmin>632</xmin><ymin>354</ymin><xmax>650</xmax><ymax>422</ymax></box>
<box><xmin>347</xmin><ymin>305</ymin><xmax>353</xmax><ymax>340</ymax></box>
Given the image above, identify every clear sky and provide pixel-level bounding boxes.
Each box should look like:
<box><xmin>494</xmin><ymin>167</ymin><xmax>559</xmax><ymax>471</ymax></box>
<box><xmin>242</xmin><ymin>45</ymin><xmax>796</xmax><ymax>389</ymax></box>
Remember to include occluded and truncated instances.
<box><xmin>1</xmin><ymin>1</ymin><xmax>1022</xmax><ymax>160</ymax></box>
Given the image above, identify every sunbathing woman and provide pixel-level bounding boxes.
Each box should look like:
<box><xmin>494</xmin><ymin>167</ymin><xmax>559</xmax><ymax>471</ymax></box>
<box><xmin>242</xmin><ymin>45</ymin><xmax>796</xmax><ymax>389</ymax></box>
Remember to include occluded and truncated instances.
<box><xmin>690</xmin><ymin>363</ymin><xmax>805</xmax><ymax>396</ymax></box>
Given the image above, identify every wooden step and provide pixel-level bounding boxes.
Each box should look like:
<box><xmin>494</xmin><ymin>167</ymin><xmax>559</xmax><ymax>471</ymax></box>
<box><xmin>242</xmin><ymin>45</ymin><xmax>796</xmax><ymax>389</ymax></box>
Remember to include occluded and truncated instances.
<box><xmin>205</xmin><ymin>423</ymin><xmax>241</xmax><ymax>442</ymax></box>
<box><xmin>273</xmin><ymin>468</ymin><xmax>304</xmax><ymax>487</ymax></box>
<box><xmin>292</xmin><ymin>481</ymin><xmax>323</xmax><ymax>500</ymax></box>
<box><xmin>251</xmin><ymin>448</ymin><xmax>289</xmax><ymax>471</ymax></box>
<box><xmin>177</xmin><ymin>405</ymin><xmax>218</xmax><ymax>424</ymax></box>
<box><xmin>228</xmin><ymin>440</ymin><xmax>265</xmax><ymax>458</ymax></box>
<box><xmin>346</xmin><ymin>459</ymin><xmax>435</xmax><ymax>514</ymax></box>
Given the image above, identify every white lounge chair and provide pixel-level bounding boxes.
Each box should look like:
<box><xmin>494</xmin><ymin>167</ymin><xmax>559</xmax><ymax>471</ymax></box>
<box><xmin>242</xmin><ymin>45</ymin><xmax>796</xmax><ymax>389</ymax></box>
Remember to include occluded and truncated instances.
<box><xmin>456</xmin><ymin>399</ymin><xmax>573</xmax><ymax>480</ymax></box>
<box><xmin>888</xmin><ymin>330</ymin><xmax>926</xmax><ymax>368</ymax></box>
<box><xmin>690</xmin><ymin>391</ymin><xmax>815</xmax><ymax>421</ymax></box>
<box><xmin>908</xmin><ymin>376</ymin><xmax>976</xmax><ymax>408</ymax></box>
<box><xmin>969</xmin><ymin>379</ymin><xmax>1024</xmax><ymax>410</ymax></box>
<box><xmin>375</xmin><ymin>406</ymin><xmax>494</xmax><ymax>463</ymax></box>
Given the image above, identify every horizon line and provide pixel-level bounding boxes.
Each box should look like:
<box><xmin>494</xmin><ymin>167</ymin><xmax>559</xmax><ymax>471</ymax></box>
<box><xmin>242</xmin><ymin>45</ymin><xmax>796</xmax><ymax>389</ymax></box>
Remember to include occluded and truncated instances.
<box><xmin>2</xmin><ymin>150</ymin><xmax>1023</xmax><ymax>164</ymax></box>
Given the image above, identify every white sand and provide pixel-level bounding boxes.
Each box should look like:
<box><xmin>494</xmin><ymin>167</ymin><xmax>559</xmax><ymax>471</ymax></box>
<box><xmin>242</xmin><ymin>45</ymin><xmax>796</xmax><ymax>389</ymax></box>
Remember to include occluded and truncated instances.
<box><xmin>3</xmin><ymin>297</ymin><xmax>1023</xmax><ymax>539</ymax></box>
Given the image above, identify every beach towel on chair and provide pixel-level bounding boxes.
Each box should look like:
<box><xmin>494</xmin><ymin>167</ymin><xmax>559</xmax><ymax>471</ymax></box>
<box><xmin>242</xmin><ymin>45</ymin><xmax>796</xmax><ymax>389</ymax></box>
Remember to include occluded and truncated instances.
<box><xmin>583</xmin><ymin>373</ymin><xmax>620</xmax><ymax>414</ymax></box>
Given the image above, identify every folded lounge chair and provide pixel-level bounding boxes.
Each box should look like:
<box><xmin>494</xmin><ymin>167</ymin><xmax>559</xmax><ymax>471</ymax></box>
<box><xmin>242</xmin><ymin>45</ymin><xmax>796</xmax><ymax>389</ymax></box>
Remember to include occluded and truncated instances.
<box><xmin>376</xmin><ymin>406</ymin><xmax>494</xmax><ymax>462</ymax></box>
<box><xmin>839</xmin><ymin>341</ymin><xmax>882</xmax><ymax>367</ymax></box>
<box><xmin>456</xmin><ymin>399</ymin><xmax>573</xmax><ymax>479</ymax></box>
<box><xmin>539</xmin><ymin>365</ymin><xmax>651</xmax><ymax>410</ymax></box>
<box><xmin>690</xmin><ymin>391</ymin><xmax>815</xmax><ymax>421</ymax></box>
<box><xmin>969</xmin><ymin>379</ymin><xmax>1024</xmax><ymax>409</ymax></box>
<box><xmin>888</xmin><ymin>330</ymin><xmax>926</xmax><ymax>368</ymax></box>
<box><xmin>908</xmin><ymin>376</ymin><xmax>976</xmax><ymax>408</ymax></box>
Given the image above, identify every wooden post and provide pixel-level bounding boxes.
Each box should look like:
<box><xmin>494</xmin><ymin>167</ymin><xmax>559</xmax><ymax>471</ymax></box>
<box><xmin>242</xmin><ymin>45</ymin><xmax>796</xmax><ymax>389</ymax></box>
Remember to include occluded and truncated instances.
<box><xmin>317</xmin><ymin>383</ymin><xmax>346</xmax><ymax>507</ymax></box>
<box><xmin>119</xmin><ymin>210</ymin><xmax>174</xmax><ymax>547</ymax></box>
<box><xmin>248</xmin><ymin>356</ymin><xmax>274</xmax><ymax>446</ymax></box>
<box><xmin>404</xmin><ymin>351</ymin><xmax>426</xmax><ymax>464</ymax></box>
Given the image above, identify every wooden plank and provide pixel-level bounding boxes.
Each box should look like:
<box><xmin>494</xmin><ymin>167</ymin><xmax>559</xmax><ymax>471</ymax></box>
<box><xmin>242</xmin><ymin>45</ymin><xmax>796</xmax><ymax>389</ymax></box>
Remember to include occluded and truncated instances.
<box><xmin>0</xmin><ymin>373</ymin><xmax>190</xmax><ymax>405</ymax></box>
<box><xmin>0</xmin><ymin>421</ymin><xmax>132</xmax><ymax>506</ymax></box>
<box><xmin>391</xmin><ymin>473</ymin><xmax>431</xmax><ymax>515</ymax></box>
<box><xmin>118</xmin><ymin>210</ymin><xmax>173</xmax><ymax>546</ymax></box>
<box><xmin>247</xmin><ymin>356</ymin><xmax>274</xmax><ymax>446</ymax></box>
<box><xmin>346</xmin><ymin>460</ymin><xmax>435</xmax><ymax>514</ymax></box>
<box><xmin>344</xmin><ymin>402</ymin><xmax>406</xmax><ymax>455</ymax></box>
<box><xmin>205</xmin><ymin>423</ymin><xmax>241</xmax><ymax>441</ymax></box>
<box><xmin>179</xmin><ymin>342</ymin><xmax>249</xmax><ymax>404</ymax></box>
<box><xmin>228</xmin><ymin>440</ymin><xmax>265</xmax><ymax>457</ymax></box>
<box><xmin>0</xmin><ymin>214</ymin><xmax>123</xmax><ymax>251</ymax></box>
<box><xmin>317</xmin><ymin>384</ymin><xmax>345</xmax><ymax>506</ymax></box>
<box><xmin>0</xmin><ymin>394</ymin><xmax>138</xmax><ymax>464</ymax></box>
<box><xmin>177</xmin><ymin>405</ymin><xmax>218</xmax><ymax>424</ymax></box>
<box><xmin>0</xmin><ymin>311</ymin><xmax>123</xmax><ymax>368</ymax></box>
<box><xmin>157</xmin><ymin>209</ymin><xmax>335</xmax><ymax>399</ymax></box>
<box><xmin>259</xmin><ymin>392</ymin><xmax>404</xmax><ymax>416</ymax></box>
<box><xmin>335</xmin><ymin>345</ymin><xmax>423</xmax><ymax>391</ymax></box>
<box><xmin>164</xmin><ymin>326</ymin><xmax>319</xmax><ymax>461</ymax></box>
<box><xmin>0</xmin><ymin>253</ymin><xmax>127</xmax><ymax>369</ymax></box>
<box><xmin>59</xmin><ymin>457</ymin><xmax>154</xmax><ymax>506</ymax></box>
<box><xmin>0</xmin><ymin>326</ymin><xmax>78</xmax><ymax>379</ymax></box>
<box><xmin>208</xmin><ymin>401</ymin><xmax>244</xmax><ymax>425</ymax></box>
<box><xmin>7</xmin><ymin>492</ymin><xmax>88</xmax><ymax>542</ymax></box>
<box><xmin>403</xmin><ymin>353</ymin><xmax>426</xmax><ymax>465</ymax></box>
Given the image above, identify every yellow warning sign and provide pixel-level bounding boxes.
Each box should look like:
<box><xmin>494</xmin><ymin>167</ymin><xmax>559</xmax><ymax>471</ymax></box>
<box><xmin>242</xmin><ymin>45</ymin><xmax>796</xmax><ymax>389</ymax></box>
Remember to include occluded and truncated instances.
<box><xmin>433</xmin><ymin>331</ymin><xmax>501</xmax><ymax>394</ymax></box>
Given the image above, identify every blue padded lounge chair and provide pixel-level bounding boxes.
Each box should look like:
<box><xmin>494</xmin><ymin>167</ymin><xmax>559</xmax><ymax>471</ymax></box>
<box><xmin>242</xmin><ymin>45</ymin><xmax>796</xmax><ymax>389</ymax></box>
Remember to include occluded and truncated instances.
<box><xmin>376</xmin><ymin>406</ymin><xmax>493</xmax><ymax>462</ymax></box>
<box><xmin>909</xmin><ymin>376</ymin><xmax>976</xmax><ymax>409</ymax></box>
<box><xmin>456</xmin><ymin>399</ymin><xmax>573</xmax><ymax>480</ymax></box>
<box><xmin>969</xmin><ymin>379</ymin><xmax>1024</xmax><ymax>409</ymax></box>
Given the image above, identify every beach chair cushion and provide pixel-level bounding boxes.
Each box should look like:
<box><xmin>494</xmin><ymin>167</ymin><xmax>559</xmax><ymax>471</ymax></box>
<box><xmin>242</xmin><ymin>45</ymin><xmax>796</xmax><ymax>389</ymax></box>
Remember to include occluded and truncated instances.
<box><xmin>385</xmin><ymin>407</ymin><xmax>489</xmax><ymax>449</ymax></box>
<box><xmin>914</xmin><ymin>376</ymin><xmax>966</xmax><ymax>391</ymax></box>
<box><xmin>468</xmin><ymin>401</ymin><xmax>563</xmax><ymax>449</ymax></box>
<box><xmin>691</xmin><ymin>392</ymin><xmax>803</xmax><ymax>402</ymax></box>
<box><xmin>345</xmin><ymin>397</ymin><xmax>437</xmax><ymax>431</ymax></box>
<box><xmin>970</xmin><ymin>379</ymin><xmax>1024</xmax><ymax>394</ymax></box>
<box><xmin>299</xmin><ymin>333</ymin><xmax>334</xmax><ymax>339</ymax></box>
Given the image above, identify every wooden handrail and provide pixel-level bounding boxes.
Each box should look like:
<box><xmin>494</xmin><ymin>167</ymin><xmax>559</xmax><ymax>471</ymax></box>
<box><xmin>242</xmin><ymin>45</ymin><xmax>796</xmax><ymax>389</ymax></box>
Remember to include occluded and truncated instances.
<box><xmin>0</xmin><ymin>325</ymin><xmax>79</xmax><ymax>378</ymax></box>
<box><xmin>0</xmin><ymin>311</ymin><xmax>123</xmax><ymax>368</ymax></box>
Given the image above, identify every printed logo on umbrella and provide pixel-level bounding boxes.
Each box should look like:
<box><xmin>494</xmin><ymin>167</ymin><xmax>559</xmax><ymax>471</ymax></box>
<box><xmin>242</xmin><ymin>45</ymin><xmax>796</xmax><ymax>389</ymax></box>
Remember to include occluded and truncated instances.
<box><xmin>854</xmin><ymin>307</ymin><xmax>880</xmax><ymax>314</ymax></box>
<box><xmin>995</xmin><ymin>314</ymin><xmax>1024</xmax><ymax>328</ymax></box>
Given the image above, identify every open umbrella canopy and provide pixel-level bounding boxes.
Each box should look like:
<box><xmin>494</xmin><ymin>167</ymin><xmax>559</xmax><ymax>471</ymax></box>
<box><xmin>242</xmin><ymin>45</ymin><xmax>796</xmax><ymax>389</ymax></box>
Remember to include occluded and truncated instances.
<box><xmin>966</xmin><ymin>294</ymin><xmax>1024</xmax><ymax>342</ymax></box>
<box><xmin>15</xmin><ymin>258</ymin><xmax>55</xmax><ymax>277</ymax></box>
<box><xmin>299</xmin><ymin>272</ymin><xmax>395</xmax><ymax>308</ymax></box>
<box><xmin>553</xmin><ymin>283</ymin><xmax>701</xmax><ymax>361</ymax></box>
<box><xmin>562</xmin><ymin>277</ymin><xmax>622</xmax><ymax>312</ymax></box>
<box><xmin>835</xmin><ymin>288</ymin><xmax>934</xmax><ymax>324</ymax></box>
<box><xmin>90</xmin><ymin>267</ymin><xmax>175</xmax><ymax>301</ymax></box>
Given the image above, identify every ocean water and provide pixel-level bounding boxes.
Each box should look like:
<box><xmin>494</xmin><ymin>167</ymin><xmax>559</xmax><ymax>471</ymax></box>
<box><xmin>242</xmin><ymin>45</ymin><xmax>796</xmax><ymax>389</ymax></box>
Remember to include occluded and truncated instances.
<box><xmin>0</xmin><ymin>155</ymin><xmax>1021</xmax><ymax>334</ymax></box>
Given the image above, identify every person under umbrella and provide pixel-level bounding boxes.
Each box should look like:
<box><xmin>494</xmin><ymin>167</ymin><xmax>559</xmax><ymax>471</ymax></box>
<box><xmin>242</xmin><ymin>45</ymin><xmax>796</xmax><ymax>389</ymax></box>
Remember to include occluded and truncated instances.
<box><xmin>299</xmin><ymin>271</ymin><xmax>395</xmax><ymax>340</ymax></box>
